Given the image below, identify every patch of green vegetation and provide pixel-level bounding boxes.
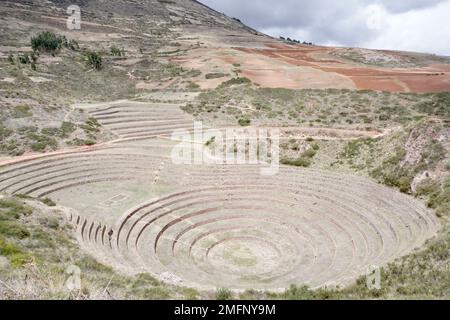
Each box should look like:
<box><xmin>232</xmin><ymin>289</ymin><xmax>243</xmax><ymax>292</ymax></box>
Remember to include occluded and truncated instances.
<box><xmin>218</xmin><ymin>77</ymin><xmax>251</xmax><ymax>88</ymax></box>
<box><xmin>41</xmin><ymin>198</ymin><xmax>57</xmax><ymax>207</ymax></box>
<box><xmin>11</xmin><ymin>105</ymin><xmax>33</xmax><ymax>118</ymax></box>
<box><xmin>0</xmin><ymin>124</ymin><xmax>13</xmax><ymax>140</ymax></box>
<box><xmin>186</xmin><ymin>81</ymin><xmax>200</xmax><ymax>91</ymax></box>
<box><xmin>110</xmin><ymin>46</ymin><xmax>125</xmax><ymax>57</ymax></box>
<box><xmin>0</xmin><ymin>221</ymin><xmax>31</xmax><ymax>239</ymax></box>
<box><xmin>0</xmin><ymin>198</ymin><xmax>33</xmax><ymax>240</ymax></box>
<box><xmin>414</xmin><ymin>92</ymin><xmax>450</xmax><ymax>118</ymax></box>
<box><xmin>26</xmin><ymin>132</ymin><xmax>58</xmax><ymax>152</ymax></box>
<box><xmin>31</xmin><ymin>31</ymin><xmax>64</xmax><ymax>53</ymax></box>
<box><xmin>0</xmin><ymin>198</ymin><xmax>33</xmax><ymax>219</ymax></box>
<box><xmin>80</xmin><ymin>118</ymin><xmax>101</xmax><ymax>139</ymax></box>
<box><xmin>266</xmin><ymin>227</ymin><xmax>449</xmax><ymax>300</ymax></box>
<box><xmin>422</xmin><ymin>179</ymin><xmax>450</xmax><ymax>218</ymax></box>
<box><xmin>341</xmin><ymin>138</ymin><xmax>375</xmax><ymax>159</ymax></box>
<box><xmin>77</xmin><ymin>256</ymin><xmax>113</xmax><ymax>273</ymax></box>
<box><xmin>85</xmin><ymin>51</ymin><xmax>103</xmax><ymax>70</ymax></box>
<box><xmin>215</xmin><ymin>288</ymin><xmax>233</xmax><ymax>300</ymax></box>
<box><xmin>41</xmin><ymin>122</ymin><xmax>76</xmax><ymax>139</ymax></box>
<box><xmin>342</xmin><ymin>230</ymin><xmax>450</xmax><ymax>299</ymax></box>
<box><xmin>282</xmin><ymin>284</ymin><xmax>333</xmax><ymax>300</ymax></box>
<box><xmin>238</xmin><ymin>118</ymin><xmax>251</xmax><ymax>127</ymax></box>
<box><xmin>205</xmin><ymin>73</ymin><xmax>227</xmax><ymax>79</ymax></box>
<box><xmin>18</xmin><ymin>54</ymin><xmax>31</xmax><ymax>65</ymax></box>
<box><xmin>282</xmin><ymin>145</ymin><xmax>318</xmax><ymax>168</ymax></box>
<box><xmin>418</xmin><ymin>140</ymin><xmax>446</xmax><ymax>171</ymax></box>
<box><xmin>127</xmin><ymin>273</ymin><xmax>176</xmax><ymax>299</ymax></box>
<box><xmin>281</xmin><ymin>157</ymin><xmax>311</xmax><ymax>167</ymax></box>
<box><xmin>66</xmin><ymin>39</ymin><xmax>79</xmax><ymax>51</ymax></box>
<box><xmin>0</xmin><ymin>236</ymin><xmax>33</xmax><ymax>268</ymax></box>
<box><xmin>132</xmin><ymin>273</ymin><xmax>161</xmax><ymax>287</ymax></box>
<box><xmin>181</xmin><ymin>103</ymin><xmax>194</xmax><ymax>114</ymax></box>
<box><xmin>183</xmin><ymin>287</ymin><xmax>200</xmax><ymax>300</ymax></box>
<box><xmin>15</xmin><ymin>194</ymin><xmax>57</xmax><ymax>208</ymax></box>
<box><xmin>69</xmin><ymin>138</ymin><xmax>96</xmax><ymax>146</ymax></box>
<box><xmin>60</xmin><ymin>122</ymin><xmax>76</xmax><ymax>138</ymax></box>
<box><xmin>370</xmin><ymin>149</ymin><xmax>414</xmax><ymax>194</ymax></box>
<box><xmin>187</xmin><ymin>87</ymin><xmax>448</xmax><ymax>130</ymax></box>
<box><xmin>205</xmin><ymin>136</ymin><xmax>216</xmax><ymax>147</ymax></box>
<box><xmin>374</xmin><ymin>167</ymin><xmax>414</xmax><ymax>194</ymax></box>
<box><xmin>0</xmin><ymin>196</ymin><xmax>201</xmax><ymax>299</ymax></box>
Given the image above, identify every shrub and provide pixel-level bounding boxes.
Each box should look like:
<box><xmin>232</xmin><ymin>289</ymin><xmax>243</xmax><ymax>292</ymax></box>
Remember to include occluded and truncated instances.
<box><xmin>186</xmin><ymin>81</ymin><xmax>200</xmax><ymax>91</ymax></box>
<box><xmin>238</xmin><ymin>118</ymin><xmax>251</xmax><ymax>127</ymax></box>
<box><xmin>216</xmin><ymin>288</ymin><xmax>233</xmax><ymax>300</ymax></box>
<box><xmin>18</xmin><ymin>54</ymin><xmax>30</xmax><ymax>64</ymax></box>
<box><xmin>281</xmin><ymin>157</ymin><xmax>311</xmax><ymax>167</ymax></box>
<box><xmin>426</xmin><ymin>179</ymin><xmax>450</xmax><ymax>217</ymax></box>
<box><xmin>205</xmin><ymin>136</ymin><xmax>216</xmax><ymax>146</ymax></box>
<box><xmin>31</xmin><ymin>31</ymin><xmax>64</xmax><ymax>52</ymax></box>
<box><xmin>41</xmin><ymin>198</ymin><xmax>56</xmax><ymax>207</ymax></box>
<box><xmin>0</xmin><ymin>221</ymin><xmax>30</xmax><ymax>239</ymax></box>
<box><xmin>371</xmin><ymin>167</ymin><xmax>414</xmax><ymax>194</ymax></box>
<box><xmin>110</xmin><ymin>46</ymin><xmax>125</xmax><ymax>56</ymax></box>
<box><xmin>183</xmin><ymin>288</ymin><xmax>200</xmax><ymax>300</ymax></box>
<box><xmin>81</xmin><ymin>118</ymin><xmax>101</xmax><ymax>134</ymax></box>
<box><xmin>205</xmin><ymin>73</ymin><xmax>227</xmax><ymax>79</ymax></box>
<box><xmin>342</xmin><ymin>138</ymin><xmax>376</xmax><ymax>160</ymax></box>
<box><xmin>283</xmin><ymin>285</ymin><xmax>318</xmax><ymax>300</ymax></box>
<box><xmin>85</xmin><ymin>51</ymin><xmax>102</xmax><ymax>70</ymax></box>
<box><xmin>27</xmin><ymin>133</ymin><xmax>58</xmax><ymax>152</ymax></box>
<box><xmin>60</xmin><ymin>121</ymin><xmax>76</xmax><ymax>138</ymax></box>
<box><xmin>218</xmin><ymin>77</ymin><xmax>251</xmax><ymax>88</ymax></box>
<box><xmin>419</xmin><ymin>140</ymin><xmax>446</xmax><ymax>170</ymax></box>
<box><xmin>67</xmin><ymin>39</ymin><xmax>79</xmax><ymax>51</ymax></box>
<box><xmin>70</xmin><ymin>138</ymin><xmax>96</xmax><ymax>146</ymax></box>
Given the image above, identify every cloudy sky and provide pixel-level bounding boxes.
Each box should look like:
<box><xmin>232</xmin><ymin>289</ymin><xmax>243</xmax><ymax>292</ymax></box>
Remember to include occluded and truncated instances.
<box><xmin>200</xmin><ymin>0</ymin><xmax>450</xmax><ymax>56</ymax></box>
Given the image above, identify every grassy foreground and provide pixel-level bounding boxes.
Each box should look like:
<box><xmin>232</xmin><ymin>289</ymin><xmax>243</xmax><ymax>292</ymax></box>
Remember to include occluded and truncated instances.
<box><xmin>0</xmin><ymin>193</ymin><xmax>448</xmax><ymax>300</ymax></box>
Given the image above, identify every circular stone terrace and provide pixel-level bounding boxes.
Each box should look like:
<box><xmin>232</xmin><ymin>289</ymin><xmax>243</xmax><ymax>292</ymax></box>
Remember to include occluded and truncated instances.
<box><xmin>0</xmin><ymin>102</ymin><xmax>440</xmax><ymax>290</ymax></box>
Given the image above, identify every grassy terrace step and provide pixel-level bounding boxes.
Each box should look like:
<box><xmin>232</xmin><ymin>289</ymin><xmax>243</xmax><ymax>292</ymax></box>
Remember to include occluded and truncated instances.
<box><xmin>9</xmin><ymin>165</ymin><xmax>158</xmax><ymax>195</ymax></box>
<box><xmin>101</xmin><ymin>118</ymin><xmax>193</xmax><ymax>126</ymax></box>
<box><xmin>112</xmin><ymin>123</ymin><xmax>195</xmax><ymax>134</ymax></box>
<box><xmin>87</xmin><ymin>104</ymin><xmax>183</xmax><ymax>114</ymax></box>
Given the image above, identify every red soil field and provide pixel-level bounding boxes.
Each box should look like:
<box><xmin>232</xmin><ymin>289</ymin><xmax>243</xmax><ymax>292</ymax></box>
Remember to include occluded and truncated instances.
<box><xmin>234</xmin><ymin>44</ymin><xmax>450</xmax><ymax>93</ymax></box>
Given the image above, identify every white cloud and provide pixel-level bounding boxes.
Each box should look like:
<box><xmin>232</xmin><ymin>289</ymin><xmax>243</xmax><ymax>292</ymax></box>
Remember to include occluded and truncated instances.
<box><xmin>200</xmin><ymin>0</ymin><xmax>450</xmax><ymax>55</ymax></box>
<box><xmin>364</xmin><ymin>4</ymin><xmax>388</xmax><ymax>31</ymax></box>
<box><xmin>362</xmin><ymin>1</ymin><xmax>450</xmax><ymax>55</ymax></box>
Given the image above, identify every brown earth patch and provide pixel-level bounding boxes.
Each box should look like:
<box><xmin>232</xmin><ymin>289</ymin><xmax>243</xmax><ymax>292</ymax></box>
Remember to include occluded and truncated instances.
<box><xmin>232</xmin><ymin>44</ymin><xmax>450</xmax><ymax>93</ymax></box>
